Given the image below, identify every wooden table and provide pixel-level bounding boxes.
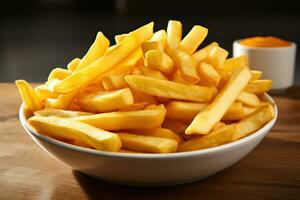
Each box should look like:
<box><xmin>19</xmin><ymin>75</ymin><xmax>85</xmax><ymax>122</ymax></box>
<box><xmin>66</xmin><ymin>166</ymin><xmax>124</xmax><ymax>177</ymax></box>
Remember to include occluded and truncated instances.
<box><xmin>0</xmin><ymin>83</ymin><xmax>299</xmax><ymax>200</ymax></box>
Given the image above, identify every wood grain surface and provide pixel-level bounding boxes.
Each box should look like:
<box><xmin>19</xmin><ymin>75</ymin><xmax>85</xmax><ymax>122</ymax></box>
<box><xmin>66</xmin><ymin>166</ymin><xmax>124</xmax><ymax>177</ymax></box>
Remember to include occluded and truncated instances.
<box><xmin>0</xmin><ymin>83</ymin><xmax>299</xmax><ymax>200</ymax></box>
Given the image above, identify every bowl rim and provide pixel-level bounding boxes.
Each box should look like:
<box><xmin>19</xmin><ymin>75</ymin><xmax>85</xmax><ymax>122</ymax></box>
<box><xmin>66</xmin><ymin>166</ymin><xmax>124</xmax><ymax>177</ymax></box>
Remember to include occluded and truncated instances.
<box><xmin>19</xmin><ymin>94</ymin><xmax>278</xmax><ymax>159</ymax></box>
<box><xmin>233</xmin><ymin>40</ymin><xmax>297</xmax><ymax>51</ymax></box>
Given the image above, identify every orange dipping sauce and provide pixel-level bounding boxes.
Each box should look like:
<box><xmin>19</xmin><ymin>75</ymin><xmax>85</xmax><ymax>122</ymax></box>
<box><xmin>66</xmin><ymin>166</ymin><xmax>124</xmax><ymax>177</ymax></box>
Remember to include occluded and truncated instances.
<box><xmin>240</xmin><ymin>36</ymin><xmax>291</xmax><ymax>48</ymax></box>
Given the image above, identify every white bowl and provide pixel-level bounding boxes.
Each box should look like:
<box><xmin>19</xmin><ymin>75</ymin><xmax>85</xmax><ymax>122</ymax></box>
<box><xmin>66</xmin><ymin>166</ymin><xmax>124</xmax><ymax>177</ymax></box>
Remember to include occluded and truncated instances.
<box><xmin>19</xmin><ymin>94</ymin><xmax>277</xmax><ymax>186</ymax></box>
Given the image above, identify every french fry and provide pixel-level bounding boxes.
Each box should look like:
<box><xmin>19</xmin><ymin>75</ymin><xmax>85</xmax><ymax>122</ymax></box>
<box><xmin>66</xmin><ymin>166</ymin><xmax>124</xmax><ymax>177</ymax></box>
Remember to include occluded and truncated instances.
<box><xmin>166</xmin><ymin>20</ymin><xmax>182</xmax><ymax>51</ymax></box>
<box><xmin>245</xmin><ymin>80</ymin><xmax>273</xmax><ymax>94</ymax></box>
<box><xmin>166</xmin><ymin>101</ymin><xmax>207</xmax><ymax>123</ymax></box>
<box><xmin>28</xmin><ymin>116</ymin><xmax>121</xmax><ymax>151</ymax></box>
<box><xmin>186</xmin><ymin>67</ymin><xmax>251</xmax><ymax>134</ymax></box>
<box><xmin>250</xmin><ymin>70</ymin><xmax>262</xmax><ymax>81</ymax></box>
<box><xmin>193</xmin><ymin>42</ymin><xmax>219</xmax><ymax>63</ymax></box>
<box><xmin>78</xmin><ymin>88</ymin><xmax>134</xmax><ymax>113</ymax></box>
<box><xmin>178</xmin><ymin>25</ymin><xmax>208</xmax><ymax>54</ymax></box>
<box><xmin>150</xmin><ymin>29</ymin><xmax>167</xmax><ymax>50</ymax></box>
<box><xmin>179</xmin><ymin>124</ymin><xmax>239</xmax><ymax>151</ymax></box>
<box><xmin>34</xmin><ymin>108</ymin><xmax>92</xmax><ymax>118</ymax></box>
<box><xmin>118</xmin><ymin>149</ymin><xmax>140</xmax><ymax>153</ymax></box>
<box><xmin>131</xmin><ymin>88</ymin><xmax>158</xmax><ymax>104</ymax></box>
<box><xmin>45</xmin><ymin>92</ymin><xmax>77</xmax><ymax>109</ymax></box>
<box><xmin>118</xmin><ymin>133</ymin><xmax>178</xmax><ymax>153</ymax></box>
<box><xmin>206</xmin><ymin>46</ymin><xmax>228</xmax><ymax>69</ymax></box>
<box><xmin>76</xmin><ymin>32</ymin><xmax>110</xmax><ymax>71</ymax></box>
<box><xmin>142</xmin><ymin>41</ymin><xmax>163</xmax><ymax>54</ymax></box>
<box><xmin>35</xmin><ymin>84</ymin><xmax>58</xmax><ymax>101</ymax></box>
<box><xmin>47</xmin><ymin>68</ymin><xmax>71</xmax><ymax>81</ymax></box>
<box><xmin>118</xmin><ymin>102</ymin><xmax>148</xmax><ymax>111</ymax></box>
<box><xmin>172</xmin><ymin>70</ymin><xmax>194</xmax><ymax>84</ymax></box>
<box><xmin>162</xmin><ymin>118</ymin><xmax>188</xmax><ymax>135</ymax></box>
<box><xmin>15</xmin><ymin>80</ymin><xmax>43</xmax><ymax>113</ymax></box>
<box><xmin>125</xmin><ymin>75</ymin><xmax>216</xmax><ymax>103</ymax></box>
<box><xmin>145</xmin><ymin>50</ymin><xmax>174</xmax><ymax>75</ymax></box>
<box><xmin>126</xmin><ymin>128</ymin><xmax>182</xmax><ymax>143</ymax></box>
<box><xmin>72</xmin><ymin>106</ymin><xmax>166</xmax><ymax>130</ymax></box>
<box><xmin>237</xmin><ymin>91</ymin><xmax>261</xmax><ymax>107</ymax></box>
<box><xmin>169</xmin><ymin>49</ymin><xmax>199</xmax><ymax>83</ymax></box>
<box><xmin>212</xmin><ymin>122</ymin><xmax>226</xmax><ymax>131</ymax></box>
<box><xmin>243</xmin><ymin>105</ymin><xmax>258</xmax><ymax>116</ymax></box>
<box><xmin>115</xmin><ymin>34</ymin><xmax>127</xmax><ymax>44</ymax></box>
<box><xmin>222</xmin><ymin>102</ymin><xmax>245</xmax><ymax>121</ymax></box>
<box><xmin>232</xmin><ymin>104</ymin><xmax>275</xmax><ymax>140</ymax></box>
<box><xmin>102</xmin><ymin>75</ymin><xmax>128</xmax><ymax>90</ymax></box>
<box><xmin>53</xmin><ymin>22</ymin><xmax>154</xmax><ymax>94</ymax></box>
<box><xmin>139</xmin><ymin>66</ymin><xmax>168</xmax><ymax>80</ymax></box>
<box><xmin>67</xmin><ymin>58</ymin><xmax>81</xmax><ymax>72</ymax></box>
<box><xmin>197</xmin><ymin>62</ymin><xmax>221</xmax><ymax>87</ymax></box>
<box><xmin>222</xmin><ymin>55</ymin><xmax>248</xmax><ymax>71</ymax></box>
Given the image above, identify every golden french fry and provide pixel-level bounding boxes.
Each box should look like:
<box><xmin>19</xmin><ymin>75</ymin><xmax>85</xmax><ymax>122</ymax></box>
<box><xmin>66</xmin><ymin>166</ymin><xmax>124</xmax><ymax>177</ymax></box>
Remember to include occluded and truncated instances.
<box><xmin>16</xmin><ymin>80</ymin><xmax>43</xmax><ymax>113</ymax></box>
<box><xmin>162</xmin><ymin>118</ymin><xmax>188</xmax><ymax>135</ymax></box>
<box><xmin>186</xmin><ymin>67</ymin><xmax>252</xmax><ymax>134</ymax></box>
<box><xmin>250</xmin><ymin>70</ymin><xmax>262</xmax><ymax>81</ymax></box>
<box><xmin>145</xmin><ymin>50</ymin><xmax>174</xmax><ymax>75</ymax></box>
<box><xmin>142</xmin><ymin>41</ymin><xmax>163</xmax><ymax>54</ymax></box>
<box><xmin>166</xmin><ymin>20</ymin><xmax>182</xmax><ymax>51</ymax></box>
<box><xmin>72</xmin><ymin>106</ymin><xmax>166</xmax><ymax>130</ymax></box>
<box><xmin>48</xmin><ymin>68</ymin><xmax>71</xmax><ymax>81</ymax></box>
<box><xmin>102</xmin><ymin>75</ymin><xmax>128</xmax><ymax>90</ymax></box>
<box><xmin>115</xmin><ymin>34</ymin><xmax>127</xmax><ymax>44</ymax></box>
<box><xmin>169</xmin><ymin>49</ymin><xmax>199</xmax><ymax>83</ymax></box>
<box><xmin>193</xmin><ymin>42</ymin><xmax>219</xmax><ymax>63</ymax></box>
<box><xmin>237</xmin><ymin>91</ymin><xmax>261</xmax><ymax>107</ymax></box>
<box><xmin>71</xmin><ymin>140</ymin><xmax>92</xmax><ymax>148</ymax></box>
<box><xmin>53</xmin><ymin>22</ymin><xmax>154</xmax><ymax>94</ymax></box>
<box><xmin>76</xmin><ymin>32</ymin><xmax>110</xmax><ymax>71</ymax></box>
<box><xmin>166</xmin><ymin>101</ymin><xmax>207</xmax><ymax>122</ymax></box>
<box><xmin>222</xmin><ymin>55</ymin><xmax>248</xmax><ymax>71</ymax></box>
<box><xmin>34</xmin><ymin>108</ymin><xmax>92</xmax><ymax>118</ymax></box>
<box><xmin>222</xmin><ymin>102</ymin><xmax>245</xmax><ymax>121</ymax></box>
<box><xmin>139</xmin><ymin>66</ymin><xmax>168</xmax><ymax>80</ymax></box>
<box><xmin>117</xmin><ymin>149</ymin><xmax>140</xmax><ymax>153</ymax></box>
<box><xmin>243</xmin><ymin>105</ymin><xmax>258</xmax><ymax>116</ymax></box>
<box><xmin>67</xmin><ymin>58</ymin><xmax>81</xmax><ymax>72</ymax></box>
<box><xmin>179</xmin><ymin>124</ymin><xmax>239</xmax><ymax>151</ymax></box>
<box><xmin>197</xmin><ymin>62</ymin><xmax>221</xmax><ymax>87</ymax></box>
<box><xmin>45</xmin><ymin>92</ymin><xmax>77</xmax><ymax>109</ymax></box>
<box><xmin>245</xmin><ymin>80</ymin><xmax>273</xmax><ymax>94</ymax></box>
<box><xmin>212</xmin><ymin>122</ymin><xmax>226</xmax><ymax>131</ymax></box>
<box><xmin>172</xmin><ymin>70</ymin><xmax>194</xmax><ymax>84</ymax></box>
<box><xmin>28</xmin><ymin>116</ymin><xmax>121</xmax><ymax>151</ymax></box>
<box><xmin>78</xmin><ymin>88</ymin><xmax>133</xmax><ymax>113</ymax></box>
<box><xmin>232</xmin><ymin>104</ymin><xmax>275</xmax><ymax>140</ymax></box>
<box><xmin>178</xmin><ymin>25</ymin><xmax>208</xmax><ymax>54</ymax></box>
<box><xmin>118</xmin><ymin>133</ymin><xmax>178</xmax><ymax>153</ymax></box>
<box><xmin>125</xmin><ymin>75</ymin><xmax>216</xmax><ymax>103</ymax></box>
<box><xmin>206</xmin><ymin>46</ymin><xmax>228</xmax><ymax>69</ymax></box>
<box><xmin>118</xmin><ymin>102</ymin><xmax>148</xmax><ymax>111</ymax></box>
<box><xmin>131</xmin><ymin>88</ymin><xmax>158</xmax><ymax>105</ymax></box>
<box><xmin>126</xmin><ymin>128</ymin><xmax>182</xmax><ymax>143</ymax></box>
<box><xmin>35</xmin><ymin>84</ymin><xmax>58</xmax><ymax>101</ymax></box>
<box><xmin>150</xmin><ymin>29</ymin><xmax>167</xmax><ymax>50</ymax></box>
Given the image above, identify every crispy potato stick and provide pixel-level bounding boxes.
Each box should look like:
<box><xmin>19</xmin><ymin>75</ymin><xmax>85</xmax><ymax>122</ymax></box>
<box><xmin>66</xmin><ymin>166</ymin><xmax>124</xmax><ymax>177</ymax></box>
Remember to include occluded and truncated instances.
<box><xmin>179</xmin><ymin>124</ymin><xmax>239</xmax><ymax>151</ymax></box>
<box><xmin>125</xmin><ymin>75</ymin><xmax>216</xmax><ymax>102</ymax></box>
<box><xmin>15</xmin><ymin>80</ymin><xmax>43</xmax><ymax>112</ymax></box>
<box><xmin>131</xmin><ymin>88</ymin><xmax>158</xmax><ymax>104</ymax></box>
<box><xmin>237</xmin><ymin>91</ymin><xmax>261</xmax><ymax>107</ymax></box>
<box><xmin>166</xmin><ymin>20</ymin><xmax>182</xmax><ymax>51</ymax></box>
<box><xmin>34</xmin><ymin>108</ymin><xmax>92</xmax><ymax>118</ymax></box>
<box><xmin>222</xmin><ymin>102</ymin><xmax>245</xmax><ymax>121</ymax></box>
<box><xmin>54</xmin><ymin>22</ymin><xmax>153</xmax><ymax>94</ymax></box>
<box><xmin>250</xmin><ymin>70</ymin><xmax>262</xmax><ymax>81</ymax></box>
<box><xmin>45</xmin><ymin>92</ymin><xmax>77</xmax><ymax>109</ymax></box>
<box><xmin>142</xmin><ymin>41</ymin><xmax>163</xmax><ymax>54</ymax></box>
<box><xmin>102</xmin><ymin>75</ymin><xmax>128</xmax><ymax>90</ymax></box>
<box><xmin>126</xmin><ymin>128</ymin><xmax>182</xmax><ymax>143</ymax></box>
<box><xmin>35</xmin><ymin>84</ymin><xmax>58</xmax><ymax>101</ymax></box>
<box><xmin>212</xmin><ymin>122</ymin><xmax>226</xmax><ymax>131</ymax></box>
<box><xmin>162</xmin><ymin>118</ymin><xmax>188</xmax><ymax>135</ymax></box>
<box><xmin>193</xmin><ymin>42</ymin><xmax>219</xmax><ymax>63</ymax></box>
<box><xmin>232</xmin><ymin>104</ymin><xmax>275</xmax><ymax>140</ymax></box>
<box><xmin>118</xmin><ymin>133</ymin><xmax>178</xmax><ymax>153</ymax></box>
<box><xmin>243</xmin><ymin>105</ymin><xmax>258</xmax><ymax>116</ymax></box>
<box><xmin>197</xmin><ymin>62</ymin><xmax>221</xmax><ymax>87</ymax></box>
<box><xmin>178</xmin><ymin>25</ymin><xmax>208</xmax><ymax>54</ymax></box>
<box><xmin>72</xmin><ymin>107</ymin><xmax>166</xmax><ymax>130</ymax></box>
<box><xmin>48</xmin><ymin>68</ymin><xmax>71</xmax><ymax>81</ymax></box>
<box><xmin>115</xmin><ymin>34</ymin><xmax>127</xmax><ymax>44</ymax></box>
<box><xmin>78</xmin><ymin>88</ymin><xmax>133</xmax><ymax>113</ymax></box>
<box><xmin>245</xmin><ymin>80</ymin><xmax>273</xmax><ymax>94</ymax></box>
<box><xmin>139</xmin><ymin>66</ymin><xmax>168</xmax><ymax>80</ymax></box>
<box><xmin>76</xmin><ymin>32</ymin><xmax>110</xmax><ymax>71</ymax></box>
<box><xmin>71</xmin><ymin>140</ymin><xmax>92</xmax><ymax>148</ymax></box>
<box><xmin>186</xmin><ymin>67</ymin><xmax>251</xmax><ymax>134</ymax></box>
<box><xmin>145</xmin><ymin>50</ymin><xmax>174</xmax><ymax>75</ymax></box>
<box><xmin>28</xmin><ymin>116</ymin><xmax>121</xmax><ymax>151</ymax></box>
<box><xmin>45</xmin><ymin>79</ymin><xmax>61</xmax><ymax>92</ymax></box>
<box><xmin>172</xmin><ymin>70</ymin><xmax>194</xmax><ymax>84</ymax></box>
<box><xmin>150</xmin><ymin>29</ymin><xmax>167</xmax><ymax>50</ymax></box>
<box><xmin>118</xmin><ymin>102</ymin><xmax>148</xmax><ymax>111</ymax></box>
<box><xmin>222</xmin><ymin>55</ymin><xmax>248</xmax><ymax>71</ymax></box>
<box><xmin>166</xmin><ymin>101</ymin><xmax>207</xmax><ymax>122</ymax></box>
<box><xmin>67</xmin><ymin>58</ymin><xmax>81</xmax><ymax>72</ymax></box>
<box><xmin>169</xmin><ymin>49</ymin><xmax>199</xmax><ymax>83</ymax></box>
<box><xmin>206</xmin><ymin>46</ymin><xmax>228</xmax><ymax>69</ymax></box>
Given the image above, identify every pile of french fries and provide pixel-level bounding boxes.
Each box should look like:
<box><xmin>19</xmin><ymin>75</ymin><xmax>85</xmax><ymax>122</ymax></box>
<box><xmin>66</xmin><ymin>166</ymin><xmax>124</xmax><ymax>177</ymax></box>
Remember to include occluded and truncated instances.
<box><xmin>16</xmin><ymin>20</ymin><xmax>275</xmax><ymax>154</ymax></box>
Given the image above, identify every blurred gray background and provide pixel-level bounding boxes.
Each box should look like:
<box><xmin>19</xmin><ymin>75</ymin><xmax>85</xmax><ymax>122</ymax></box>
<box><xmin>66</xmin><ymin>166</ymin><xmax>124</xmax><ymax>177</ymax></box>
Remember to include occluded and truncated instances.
<box><xmin>1</xmin><ymin>0</ymin><xmax>299</xmax><ymax>84</ymax></box>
